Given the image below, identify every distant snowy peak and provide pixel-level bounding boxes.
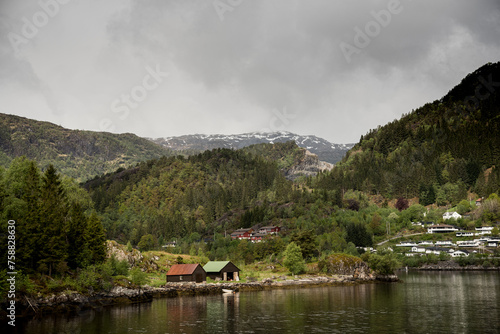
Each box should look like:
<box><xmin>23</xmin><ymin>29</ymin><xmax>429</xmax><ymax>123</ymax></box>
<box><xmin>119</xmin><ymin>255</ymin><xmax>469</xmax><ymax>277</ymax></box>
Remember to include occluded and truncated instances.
<box><xmin>149</xmin><ymin>132</ymin><xmax>354</xmax><ymax>164</ymax></box>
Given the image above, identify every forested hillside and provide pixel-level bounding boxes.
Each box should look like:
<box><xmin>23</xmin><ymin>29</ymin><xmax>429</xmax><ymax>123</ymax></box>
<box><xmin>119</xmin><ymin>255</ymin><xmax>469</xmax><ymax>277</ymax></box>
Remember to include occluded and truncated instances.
<box><xmin>84</xmin><ymin>147</ymin><xmax>294</xmax><ymax>243</ymax></box>
<box><xmin>0</xmin><ymin>113</ymin><xmax>175</xmax><ymax>182</ymax></box>
<box><xmin>315</xmin><ymin>62</ymin><xmax>500</xmax><ymax>204</ymax></box>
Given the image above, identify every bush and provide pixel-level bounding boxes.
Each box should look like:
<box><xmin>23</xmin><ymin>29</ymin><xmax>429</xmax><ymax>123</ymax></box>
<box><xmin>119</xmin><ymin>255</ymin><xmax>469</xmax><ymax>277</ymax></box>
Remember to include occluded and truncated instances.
<box><xmin>283</xmin><ymin>242</ymin><xmax>305</xmax><ymax>275</ymax></box>
<box><xmin>74</xmin><ymin>264</ymin><xmax>114</xmax><ymax>293</ymax></box>
<box><xmin>366</xmin><ymin>253</ymin><xmax>401</xmax><ymax>275</ymax></box>
<box><xmin>129</xmin><ymin>267</ymin><xmax>149</xmax><ymax>287</ymax></box>
<box><xmin>108</xmin><ymin>255</ymin><xmax>129</xmax><ymax>276</ymax></box>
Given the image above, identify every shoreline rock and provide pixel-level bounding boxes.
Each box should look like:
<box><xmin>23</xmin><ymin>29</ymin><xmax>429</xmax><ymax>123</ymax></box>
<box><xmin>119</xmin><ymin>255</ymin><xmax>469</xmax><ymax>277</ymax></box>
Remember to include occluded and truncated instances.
<box><xmin>4</xmin><ymin>274</ymin><xmax>391</xmax><ymax>319</ymax></box>
<box><xmin>412</xmin><ymin>260</ymin><xmax>500</xmax><ymax>271</ymax></box>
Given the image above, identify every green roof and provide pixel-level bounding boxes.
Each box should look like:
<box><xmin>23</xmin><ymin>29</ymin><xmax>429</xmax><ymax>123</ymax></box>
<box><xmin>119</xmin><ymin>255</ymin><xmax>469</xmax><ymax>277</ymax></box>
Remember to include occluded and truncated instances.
<box><xmin>203</xmin><ymin>261</ymin><xmax>231</xmax><ymax>273</ymax></box>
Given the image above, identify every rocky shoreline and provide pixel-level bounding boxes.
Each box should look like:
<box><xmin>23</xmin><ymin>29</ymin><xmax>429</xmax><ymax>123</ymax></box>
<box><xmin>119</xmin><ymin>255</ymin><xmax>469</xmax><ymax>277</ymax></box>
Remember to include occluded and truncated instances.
<box><xmin>5</xmin><ymin>274</ymin><xmax>397</xmax><ymax>318</ymax></box>
<box><xmin>415</xmin><ymin>261</ymin><xmax>500</xmax><ymax>271</ymax></box>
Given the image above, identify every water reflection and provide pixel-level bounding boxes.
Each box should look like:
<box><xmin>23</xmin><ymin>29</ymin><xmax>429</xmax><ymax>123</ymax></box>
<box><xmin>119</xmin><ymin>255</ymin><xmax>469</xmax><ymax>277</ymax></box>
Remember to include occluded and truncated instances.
<box><xmin>15</xmin><ymin>272</ymin><xmax>500</xmax><ymax>334</ymax></box>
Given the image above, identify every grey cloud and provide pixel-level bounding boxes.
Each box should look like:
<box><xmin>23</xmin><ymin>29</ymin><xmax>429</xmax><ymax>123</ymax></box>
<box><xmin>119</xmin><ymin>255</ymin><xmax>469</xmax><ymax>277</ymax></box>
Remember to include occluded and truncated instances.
<box><xmin>0</xmin><ymin>0</ymin><xmax>499</xmax><ymax>143</ymax></box>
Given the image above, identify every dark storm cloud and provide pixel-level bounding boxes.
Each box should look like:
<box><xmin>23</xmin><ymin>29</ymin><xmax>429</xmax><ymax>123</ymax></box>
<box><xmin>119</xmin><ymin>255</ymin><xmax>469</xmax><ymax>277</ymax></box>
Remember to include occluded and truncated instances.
<box><xmin>0</xmin><ymin>0</ymin><xmax>499</xmax><ymax>142</ymax></box>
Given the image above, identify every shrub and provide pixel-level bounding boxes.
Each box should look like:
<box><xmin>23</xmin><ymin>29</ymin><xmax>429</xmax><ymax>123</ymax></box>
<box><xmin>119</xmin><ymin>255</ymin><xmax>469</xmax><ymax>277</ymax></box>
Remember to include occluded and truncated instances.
<box><xmin>108</xmin><ymin>255</ymin><xmax>129</xmax><ymax>276</ymax></box>
<box><xmin>129</xmin><ymin>267</ymin><xmax>149</xmax><ymax>287</ymax></box>
<box><xmin>283</xmin><ymin>242</ymin><xmax>305</xmax><ymax>275</ymax></box>
<box><xmin>366</xmin><ymin>253</ymin><xmax>401</xmax><ymax>275</ymax></box>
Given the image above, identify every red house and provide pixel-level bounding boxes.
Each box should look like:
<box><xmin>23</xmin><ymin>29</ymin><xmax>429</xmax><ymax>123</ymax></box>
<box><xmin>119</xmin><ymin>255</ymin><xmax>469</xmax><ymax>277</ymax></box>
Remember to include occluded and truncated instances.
<box><xmin>258</xmin><ymin>226</ymin><xmax>281</xmax><ymax>235</ymax></box>
<box><xmin>250</xmin><ymin>233</ymin><xmax>266</xmax><ymax>243</ymax></box>
<box><xmin>230</xmin><ymin>228</ymin><xmax>253</xmax><ymax>240</ymax></box>
<box><xmin>166</xmin><ymin>264</ymin><xmax>206</xmax><ymax>283</ymax></box>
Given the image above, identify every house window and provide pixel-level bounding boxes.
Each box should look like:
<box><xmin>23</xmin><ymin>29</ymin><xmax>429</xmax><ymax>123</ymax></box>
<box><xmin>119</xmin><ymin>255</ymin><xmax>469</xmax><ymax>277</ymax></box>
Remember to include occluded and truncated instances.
<box><xmin>180</xmin><ymin>276</ymin><xmax>183</xmax><ymax>281</ymax></box>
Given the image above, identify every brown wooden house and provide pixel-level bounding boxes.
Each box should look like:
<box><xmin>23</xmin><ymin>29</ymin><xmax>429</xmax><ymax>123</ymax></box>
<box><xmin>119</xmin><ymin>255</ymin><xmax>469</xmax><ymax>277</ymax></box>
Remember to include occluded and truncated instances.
<box><xmin>166</xmin><ymin>264</ymin><xmax>206</xmax><ymax>283</ymax></box>
<box><xmin>203</xmin><ymin>261</ymin><xmax>241</xmax><ymax>281</ymax></box>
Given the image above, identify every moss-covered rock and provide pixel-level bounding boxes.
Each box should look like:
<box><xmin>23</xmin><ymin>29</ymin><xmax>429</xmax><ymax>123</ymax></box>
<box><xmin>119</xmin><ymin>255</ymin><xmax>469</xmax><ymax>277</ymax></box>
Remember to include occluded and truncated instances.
<box><xmin>318</xmin><ymin>254</ymin><xmax>374</xmax><ymax>279</ymax></box>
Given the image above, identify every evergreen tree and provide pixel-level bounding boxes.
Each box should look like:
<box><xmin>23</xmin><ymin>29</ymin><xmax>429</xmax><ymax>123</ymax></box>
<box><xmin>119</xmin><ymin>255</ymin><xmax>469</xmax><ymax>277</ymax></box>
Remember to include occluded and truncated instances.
<box><xmin>87</xmin><ymin>212</ymin><xmax>107</xmax><ymax>264</ymax></box>
<box><xmin>20</xmin><ymin>161</ymin><xmax>42</xmax><ymax>271</ymax></box>
<box><xmin>290</xmin><ymin>230</ymin><xmax>316</xmax><ymax>260</ymax></box>
<box><xmin>39</xmin><ymin>164</ymin><xmax>68</xmax><ymax>276</ymax></box>
<box><xmin>67</xmin><ymin>203</ymin><xmax>90</xmax><ymax>269</ymax></box>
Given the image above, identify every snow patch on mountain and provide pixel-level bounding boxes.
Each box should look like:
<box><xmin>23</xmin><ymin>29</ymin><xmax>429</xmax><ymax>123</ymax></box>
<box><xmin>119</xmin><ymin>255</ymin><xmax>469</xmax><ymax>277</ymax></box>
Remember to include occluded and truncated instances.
<box><xmin>148</xmin><ymin>131</ymin><xmax>354</xmax><ymax>165</ymax></box>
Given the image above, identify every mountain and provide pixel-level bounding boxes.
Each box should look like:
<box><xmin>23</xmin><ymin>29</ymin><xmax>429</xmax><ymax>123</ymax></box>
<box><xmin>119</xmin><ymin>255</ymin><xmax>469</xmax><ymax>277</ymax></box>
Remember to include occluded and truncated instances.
<box><xmin>0</xmin><ymin>113</ymin><xmax>174</xmax><ymax>182</ymax></box>
<box><xmin>149</xmin><ymin>131</ymin><xmax>354</xmax><ymax>164</ymax></box>
<box><xmin>314</xmin><ymin>61</ymin><xmax>500</xmax><ymax>203</ymax></box>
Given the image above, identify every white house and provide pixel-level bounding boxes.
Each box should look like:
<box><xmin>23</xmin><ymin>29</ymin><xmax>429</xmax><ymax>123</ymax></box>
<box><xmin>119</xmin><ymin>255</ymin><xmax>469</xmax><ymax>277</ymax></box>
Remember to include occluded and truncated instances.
<box><xmin>475</xmin><ymin>226</ymin><xmax>494</xmax><ymax>235</ymax></box>
<box><xmin>456</xmin><ymin>240</ymin><xmax>481</xmax><ymax>247</ymax></box>
<box><xmin>425</xmin><ymin>247</ymin><xmax>449</xmax><ymax>255</ymax></box>
<box><xmin>443</xmin><ymin>211</ymin><xmax>462</xmax><ymax>220</ymax></box>
<box><xmin>428</xmin><ymin>224</ymin><xmax>459</xmax><ymax>234</ymax></box>
<box><xmin>435</xmin><ymin>241</ymin><xmax>454</xmax><ymax>247</ymax></box>
<box><xmin>411</xmin><ymin>246</ymin><xmax>426</xmax><ymax>253</ymax></box>
<box><xmin>487</xmin><ymin>240</ymin><xmax>499</xmax><ymax>247</ymax></box>
<box><xmin>396</xmin><ymin>241</ymin><xmax>418</xmax><ymax>247</ymax></box>
<box><xmin>450</xmin><ymin>249</ymin><xmax>469</xmax><ymax>257</ymax></box>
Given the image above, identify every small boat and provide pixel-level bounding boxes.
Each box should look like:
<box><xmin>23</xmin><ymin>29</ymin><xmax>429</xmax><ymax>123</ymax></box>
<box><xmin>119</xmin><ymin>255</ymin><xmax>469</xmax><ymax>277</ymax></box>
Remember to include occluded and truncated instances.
<box><xmin>222</xmin><ymin>289</ymin><xmax>234</xmax><ymax>294</ymax></box>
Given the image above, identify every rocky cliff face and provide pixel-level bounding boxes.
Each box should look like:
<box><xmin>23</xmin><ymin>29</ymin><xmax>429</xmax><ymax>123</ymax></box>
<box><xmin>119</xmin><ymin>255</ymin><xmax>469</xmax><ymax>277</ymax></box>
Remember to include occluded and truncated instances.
<box><xmin>283</xmin><ymin>149</ymin><xmax>333</xmax><ymax>181</ymax></box>
<box><xmin>319</xmin><ymin>254</ymin><xmax>376</xmax><ymax>280</ymax></box>
<box><xmin>106</xmin><ymin>240</ymin><xmax>159</xmax><ymax>272</ymax></box>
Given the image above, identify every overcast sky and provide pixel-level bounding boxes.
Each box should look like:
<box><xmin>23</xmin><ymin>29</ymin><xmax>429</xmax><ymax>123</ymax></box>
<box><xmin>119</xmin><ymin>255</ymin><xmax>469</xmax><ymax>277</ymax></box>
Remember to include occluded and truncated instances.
<box><xmin>1</xmin><ymin>0</ymin><xmax>499</xmax><ymax>143</ymax></box>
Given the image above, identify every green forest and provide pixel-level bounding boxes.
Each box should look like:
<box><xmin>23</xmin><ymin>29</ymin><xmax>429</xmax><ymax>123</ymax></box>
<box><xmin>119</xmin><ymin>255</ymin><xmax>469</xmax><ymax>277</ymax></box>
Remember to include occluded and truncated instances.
<box><xmin>0</xmin><ymin>113</ymin><xmax>177</xmax><ymax>182</ymax></box>
<box><xmin>314</xmin><ymin>62</ymin><xmax>500</xmax><ymax>201</ymax></box>
<box><xmin>1</xmin><ymin>62</ymin><xmax>500</xmax><ymax>296</ymax></box>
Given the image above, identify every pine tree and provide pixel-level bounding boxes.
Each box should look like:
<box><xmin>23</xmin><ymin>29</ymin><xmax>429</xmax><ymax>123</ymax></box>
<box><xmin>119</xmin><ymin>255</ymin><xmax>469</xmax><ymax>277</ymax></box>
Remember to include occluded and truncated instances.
<box><xmin>39</xmin><ymin>164</ymin><xmax>68</xmax><ymax>276</ymax></box>
<box><xmin>87</xmin><ymin>212</ymin><xmax>107</xmax><ymax>264</ymax></box>
<box><xmin>20</xmin><ymin>161</ymin><xmax>42</xmax><ymax>271</ymax></box>
<box><xmin>67</xmin><ymin>203</ymin><xmax>90</xmax><ymax>269</ymax></box>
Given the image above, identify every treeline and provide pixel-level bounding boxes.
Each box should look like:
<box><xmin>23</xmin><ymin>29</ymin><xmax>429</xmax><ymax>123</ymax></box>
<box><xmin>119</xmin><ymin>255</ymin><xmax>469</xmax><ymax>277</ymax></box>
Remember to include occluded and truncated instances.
<box><xmin>0</xmin><ymin>157</ymin><xmax>106</xmax><ymax>276</ymax></box>
<box><xmin>314</xmin><ymin>62</ymin><xmax>500</xmax><ymax>201</ymax></box>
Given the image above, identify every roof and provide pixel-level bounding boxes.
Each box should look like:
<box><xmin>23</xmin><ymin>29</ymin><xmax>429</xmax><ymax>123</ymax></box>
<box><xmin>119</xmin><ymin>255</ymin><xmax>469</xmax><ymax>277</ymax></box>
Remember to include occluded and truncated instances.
<box><xmin>203</xmin><ymin>261</ymin><xmax>237</xmax><ymax>273</ymax></box>
<box><xmin>166</xmin><ymin>264</ymin><xmax>201</xmax><ymax>276</ymax></box>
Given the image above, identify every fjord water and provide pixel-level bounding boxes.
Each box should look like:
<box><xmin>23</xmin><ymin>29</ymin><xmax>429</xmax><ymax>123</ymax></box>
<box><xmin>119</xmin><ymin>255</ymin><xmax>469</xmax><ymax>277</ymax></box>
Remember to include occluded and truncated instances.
<box><xmin>17</xmin><ymin>271</ymin><xmax>500</xmax><ymax>333</ymax></box>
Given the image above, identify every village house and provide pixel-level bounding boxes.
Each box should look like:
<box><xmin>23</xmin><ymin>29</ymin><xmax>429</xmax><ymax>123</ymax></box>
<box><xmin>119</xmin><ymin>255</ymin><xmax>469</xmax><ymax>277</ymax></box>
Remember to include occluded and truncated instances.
<box><xmin>396</xmin><ymin>241</ymin><xmax>419</xmax><ymax>247</ymax></box>
<box><xmin>456</xmin><ymin>240</ymin><xmax>481</xmax><ymax>247</ymax></box>
<box><xmin>442</xmin><ymin>211</ymin><xmax>462</xmax><ymax>220</ymax></box>
<box><xmin>425</xmin><ymin>247</ymin><xmax>450</xmax><ymax>255</ymax></box>
<box><xmin>230</xmin><ymin>228</ymin><xmax>254</xmax><ymax>240</ymax></box>
<box><xmin>487</xmin><ymin>240</ymin><xmax>499</xmax><ymax>247</ymax></box>
<box><xmin>258</xmin><ymin>226</ymin><xmax>281</xmax><ymax>235</ymax></box>
<box><xmin>456</xmin><ymin>231</ymin><xmax>474</xmax><ymax>237</ymax></box>
<box><xmin>475</xmin><ymin>198</ymin><xmax>483</xmax><ymax>206</ymax></box>
<box><xmin>475</xmin><ymin>226</ymin><xmax>494</xmax><ymax>234</ymax></box>
<box><xmin>250</xmin><ymin>232</ymin><xmax>267</xmax><ymax>243</ymax></box>
<box><xmin>166</xmin><ymin>264</ymin><xmax>206</xmax><ymax>283</ymax></box>
<box><xmin>435</xmin><ymin>240</ymin><xmax>455</xmax><ymax>247</ymax></box>
<box><xmin>162</xmin><ymin>241</ymin><xmax>177</xmax><ymax>248</ymax></box>
<box><xmin>450</xmin><ymin>249</ymin><xmax>470</xmax><ymax>257</ymax></box>
<box><xmin>428</xmin><ymin>224</ymin><xmax>459</xmax><ymax>234</ymax></box>
<box><xmin>411</xmin><ymin>246</ymin><xmax>426</xmax><ymax>253</ymax></box>
<box><xmin>203</xmin><ymin>261</ymin><xmax>241</xmax><ymax>281</ymax></box>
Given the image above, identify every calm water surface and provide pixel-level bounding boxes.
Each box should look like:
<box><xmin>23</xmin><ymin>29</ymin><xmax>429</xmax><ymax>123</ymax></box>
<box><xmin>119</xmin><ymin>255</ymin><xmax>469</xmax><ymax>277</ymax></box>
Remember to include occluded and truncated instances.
<box><xmin>13</xmin><ymin>271</ymin><xmax>500</xmax><ymax>333</ymax></box>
